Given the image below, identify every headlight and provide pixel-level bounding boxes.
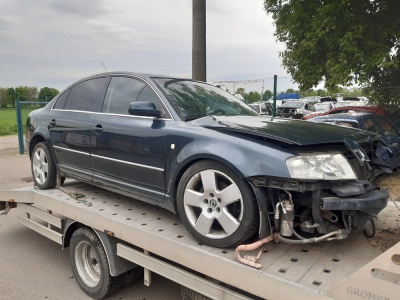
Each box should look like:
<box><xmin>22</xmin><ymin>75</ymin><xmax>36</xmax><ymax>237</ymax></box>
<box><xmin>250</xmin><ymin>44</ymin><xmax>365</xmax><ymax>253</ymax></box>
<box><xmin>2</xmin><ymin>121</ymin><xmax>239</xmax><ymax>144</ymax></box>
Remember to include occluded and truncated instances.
<box><xmin>286</xmin><ymin>154</ymin><xmax>357</xmax><ymax>180</ymax></box>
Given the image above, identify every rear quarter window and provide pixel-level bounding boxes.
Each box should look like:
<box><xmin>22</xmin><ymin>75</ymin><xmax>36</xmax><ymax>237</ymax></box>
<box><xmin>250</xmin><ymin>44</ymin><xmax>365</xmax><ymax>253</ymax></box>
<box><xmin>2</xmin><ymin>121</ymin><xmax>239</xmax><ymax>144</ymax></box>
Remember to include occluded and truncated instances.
<box><xmin>53</xmin><ymin>89</ymin><xmax>70</xmax><ymax>109</ymax></box>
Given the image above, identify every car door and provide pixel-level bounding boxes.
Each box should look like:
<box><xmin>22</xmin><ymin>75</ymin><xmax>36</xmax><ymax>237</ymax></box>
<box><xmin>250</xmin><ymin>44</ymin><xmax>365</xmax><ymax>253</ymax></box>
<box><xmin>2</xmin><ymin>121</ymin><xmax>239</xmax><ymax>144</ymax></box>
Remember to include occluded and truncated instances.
<box><xmin>90</xmin><ymin>76</ymin><xmax>169</xmax><ymax>202</ymax></box>
<box><xmin>50</xmin><ymin>76</ymin><xmax>108</xmax><ymax>181</ymax></box>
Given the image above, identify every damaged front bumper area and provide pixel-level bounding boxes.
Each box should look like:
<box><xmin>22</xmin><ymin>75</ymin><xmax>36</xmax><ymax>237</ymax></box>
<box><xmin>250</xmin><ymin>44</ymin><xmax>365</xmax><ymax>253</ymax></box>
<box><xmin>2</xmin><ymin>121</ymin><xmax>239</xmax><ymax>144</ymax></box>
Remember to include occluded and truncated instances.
<box><xmin>320</xmin><ymin>188</ymin><xmax>388</xmax><ymax>212</ymax></box>
<box><xmin>249</xmin><ymin>177</ymin><xmax>389</xmax><ymax>244</ymax></box>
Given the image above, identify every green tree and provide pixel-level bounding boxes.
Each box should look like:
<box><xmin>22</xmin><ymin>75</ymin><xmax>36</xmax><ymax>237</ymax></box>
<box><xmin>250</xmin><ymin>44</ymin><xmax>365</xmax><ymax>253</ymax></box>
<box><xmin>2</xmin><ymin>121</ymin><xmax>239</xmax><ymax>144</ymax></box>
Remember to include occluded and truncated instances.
<box><xmin>0</xmin><ymin>88</ymin><xmax>7</xmax><ymax>108</ymax></box>
<box><xmin>264</xmin><ymin>1</ymin><xmax>400</xmax><ymax>91</ymax></box>
<box><xmin>262</xmin><ymin>90</ymin><xmax>273</xmax><ymax>100</ymax></box>
<box><xmin>15</xmin><ymin>86</ymin><xmax>29</xmax><ymax>101</ymax></box>
<box><xmin>245</xmin><ymin>91</ymin><xmax>261</xmax><ymax>103</ymax></box>
<box><xmin>38</xmin><ymin>87</ymin><xmax>59</xmax><ymax>102</ymax></box>
<box><xmin>26</xmin><ymin>86</ymin><xmax>38</xmax><ymax>100</ymax></box>
<box><xmin>286</xmin><ymin>88</ymin><xmax>295</xmax><ymax>94</ymax></box>
<box><xmin>6</xmin><ymin>87</ymin><xmax>17</xmax><ymax>107</ymax></box>
<box><xmin>235</xmin><ymin>88</ymin><xmax>246</xmax><ymax>96</ymax></box>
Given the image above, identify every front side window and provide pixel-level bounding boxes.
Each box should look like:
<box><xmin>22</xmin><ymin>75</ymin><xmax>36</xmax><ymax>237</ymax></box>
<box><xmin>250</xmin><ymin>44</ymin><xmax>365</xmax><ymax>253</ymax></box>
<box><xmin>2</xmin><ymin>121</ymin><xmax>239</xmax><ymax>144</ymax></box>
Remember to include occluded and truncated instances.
<box><xmin>102</xmin><ymin>77</ymin><xmax>165</xmax><ymax>116</ymax></box>
<box><xmin>152</xmin><ymin>78</ymin><xmax>258</xmax><ymax>120</ymax></box>
<box><xmin>64</xmin><ymin>77</ymin><xmax>107</xmax><ymax>112</ymax></box>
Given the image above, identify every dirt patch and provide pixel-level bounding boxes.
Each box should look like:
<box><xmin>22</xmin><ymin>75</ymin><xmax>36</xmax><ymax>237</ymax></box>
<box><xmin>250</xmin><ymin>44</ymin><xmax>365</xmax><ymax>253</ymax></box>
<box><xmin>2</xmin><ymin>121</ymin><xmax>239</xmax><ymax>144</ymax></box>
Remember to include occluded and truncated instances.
<box><xmin>392</xmin><ymin>254</ymin><xmax>400</xmax><ymax>265</ymax></box>
<box><xmin>21</xmin><ymin>177</ymin><xmax>33</xmax><ymax>183</ymax></box>
<box><xmin>376</xmin><ymin>172</ymin><xmax>400</xmax><ymax>201</ymax></box>
<box><xmin>0</xmin><ymin>147</ymin><xmax>20</xmax><ymax>156</ymax></box>
<box><xmin>370</xmin><ymin>227</ymin><xmax>400</xmax><ymax>252</ymax></box>
<box><xmin>369</xmin><ymin>206</ymin><xmax>400</xmax><ymax>252</ymax></box>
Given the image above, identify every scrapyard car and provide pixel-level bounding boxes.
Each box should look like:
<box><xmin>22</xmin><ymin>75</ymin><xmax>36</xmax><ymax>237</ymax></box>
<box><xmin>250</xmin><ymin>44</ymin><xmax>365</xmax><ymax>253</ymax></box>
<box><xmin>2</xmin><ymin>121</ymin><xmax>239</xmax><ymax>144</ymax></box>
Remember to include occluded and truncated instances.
<box><xmin>310</xmin><ymin>112</ymin><xmax>400</xmax><ymax>170</ymax></box>
<box><xmin>26</xmin><ymin>72</ymin><xmax>389</xmax><ymax>248</ymax></box>
<box><xmin>276</xmin><ymin>100</ymin><xmax>315</xmax><ymax>119</ymax></box>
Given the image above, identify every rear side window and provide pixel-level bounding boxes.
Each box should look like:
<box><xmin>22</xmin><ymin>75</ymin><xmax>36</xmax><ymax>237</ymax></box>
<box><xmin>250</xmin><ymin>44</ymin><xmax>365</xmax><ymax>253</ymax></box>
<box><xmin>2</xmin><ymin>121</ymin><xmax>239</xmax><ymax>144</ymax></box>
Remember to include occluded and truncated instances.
<box><xmin>63</xmin><ymin>77</ymin><xmax>107</xmax><ymax>112</ymax></box>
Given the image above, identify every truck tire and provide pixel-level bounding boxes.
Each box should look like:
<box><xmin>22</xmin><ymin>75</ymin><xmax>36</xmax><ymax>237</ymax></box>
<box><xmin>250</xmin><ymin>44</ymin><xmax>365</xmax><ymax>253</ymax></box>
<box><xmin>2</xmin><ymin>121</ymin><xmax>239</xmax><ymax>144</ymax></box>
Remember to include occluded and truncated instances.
<box><xmin>181</xmin><ymin>286</ymin><xmax>212</xmax><ymax>300</ymax></box>
<box><xmin>69</xmin><ymin>227</ymin><xmax>122</xmax><ymax>299</ymax></box>
<box><xmin>120</xmin><ymin>267</ymin><xmax>144</xmax><ymax>287</ymax></box>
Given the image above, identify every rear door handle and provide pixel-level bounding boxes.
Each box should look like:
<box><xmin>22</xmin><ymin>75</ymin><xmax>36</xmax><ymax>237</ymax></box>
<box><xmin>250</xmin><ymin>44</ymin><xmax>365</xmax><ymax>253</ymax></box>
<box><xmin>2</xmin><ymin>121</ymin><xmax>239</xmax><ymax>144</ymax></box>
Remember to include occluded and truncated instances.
<box><xmin>49</xmin><ymin>119</ymin><xmax>56</xmax><ymax>126</ymax></box>
<box><xmin>92</xmin><ymin>124</ymin><xmax>104</xmax><ymax>134</ymax></box>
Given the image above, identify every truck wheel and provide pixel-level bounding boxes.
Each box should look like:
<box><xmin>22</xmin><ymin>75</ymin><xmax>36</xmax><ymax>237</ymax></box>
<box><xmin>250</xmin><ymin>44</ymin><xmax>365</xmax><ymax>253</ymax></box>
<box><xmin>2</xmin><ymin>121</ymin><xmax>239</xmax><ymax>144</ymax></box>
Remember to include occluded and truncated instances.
<box><xmin>31</xmin><ymin>142</ymin><xmax>57</xmax><ymax>189</ymax></box>
<box><xmin>70</xmin><ymin>228</ymin><xmax>122</xmax><ymax>299</ymax></box>
<box><xmin>120</xmin><ymin>267</ymin><xmax>144</xmax><ymax>287</ymax></box>
<box><xmin>177</xmin><ymin>160</ymin><xmax>258</xmax><ymax>248</ymax></box>
<box><xmin>181</xmin><ymin>286</ymin><xmax>211</xmax><ymax>300</ymax></box>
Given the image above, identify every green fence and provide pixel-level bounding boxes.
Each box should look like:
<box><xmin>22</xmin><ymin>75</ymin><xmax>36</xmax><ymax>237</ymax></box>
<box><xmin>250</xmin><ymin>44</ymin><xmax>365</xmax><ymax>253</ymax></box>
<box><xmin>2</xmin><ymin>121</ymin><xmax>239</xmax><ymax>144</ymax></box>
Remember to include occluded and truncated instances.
<box><xmin>15</xmin><ymin>99</ymin><xmax>48</xmax><ymax>154</ymax></box>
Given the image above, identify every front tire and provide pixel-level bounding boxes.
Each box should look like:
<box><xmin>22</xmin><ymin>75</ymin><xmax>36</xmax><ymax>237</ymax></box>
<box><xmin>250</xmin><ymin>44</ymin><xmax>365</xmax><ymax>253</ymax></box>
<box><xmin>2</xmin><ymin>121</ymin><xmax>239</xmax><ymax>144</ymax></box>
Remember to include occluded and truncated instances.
<box><xmin>31</xmin><ymin>142</ymin><xmax>57</xmax><ymax>189</ymax></box>
<box><xmin>69</xmin><ymin>228</ymin><xmax>122</xmax><ymax>299</ymax></box>
<box><xmin>177</xmin><ymin>160</ymin><xmax>258</xmax><ymax>248</ymax></box>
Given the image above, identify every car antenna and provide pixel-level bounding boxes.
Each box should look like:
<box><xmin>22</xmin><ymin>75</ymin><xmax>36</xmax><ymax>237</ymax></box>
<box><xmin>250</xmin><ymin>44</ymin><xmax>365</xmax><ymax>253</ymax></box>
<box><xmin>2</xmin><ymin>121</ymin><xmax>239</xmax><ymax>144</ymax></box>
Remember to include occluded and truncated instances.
<box><xmin>101</xmin><ymin>61</ymin><xmax>108</xmax><ymax>72</ymax></box>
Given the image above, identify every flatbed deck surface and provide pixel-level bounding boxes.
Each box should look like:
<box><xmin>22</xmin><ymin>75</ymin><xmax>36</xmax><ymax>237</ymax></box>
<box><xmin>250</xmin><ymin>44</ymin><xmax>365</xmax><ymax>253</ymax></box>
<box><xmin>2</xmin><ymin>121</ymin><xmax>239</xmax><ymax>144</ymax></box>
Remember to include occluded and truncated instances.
<box><xmin>0</xmin><ymin>181</ymin><xmax>395</xmax><ymax>299</ymax></box>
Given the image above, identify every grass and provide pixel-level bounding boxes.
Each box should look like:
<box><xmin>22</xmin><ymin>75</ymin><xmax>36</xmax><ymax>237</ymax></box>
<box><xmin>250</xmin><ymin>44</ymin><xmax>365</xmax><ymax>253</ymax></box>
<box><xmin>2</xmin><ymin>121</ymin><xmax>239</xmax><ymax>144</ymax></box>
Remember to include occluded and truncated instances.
<box><xmin>0</xmin><ymin>107</ymin><xmax>42</xmax><ymax>136</ymax></box>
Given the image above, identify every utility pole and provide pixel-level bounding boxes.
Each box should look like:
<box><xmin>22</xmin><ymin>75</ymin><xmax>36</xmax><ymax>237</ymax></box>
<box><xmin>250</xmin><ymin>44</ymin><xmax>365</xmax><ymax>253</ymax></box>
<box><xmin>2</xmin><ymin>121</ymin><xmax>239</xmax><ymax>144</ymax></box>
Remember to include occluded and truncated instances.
<box><xmin>192</xmin><ymin>0</ymin><xmax>206</xmax><ymax>81</ymax></box>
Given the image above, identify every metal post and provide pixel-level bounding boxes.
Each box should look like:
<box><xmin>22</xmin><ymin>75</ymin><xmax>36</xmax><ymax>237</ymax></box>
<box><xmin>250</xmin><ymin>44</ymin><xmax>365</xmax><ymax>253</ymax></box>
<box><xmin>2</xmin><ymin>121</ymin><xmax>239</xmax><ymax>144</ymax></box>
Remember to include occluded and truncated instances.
<box><xmin>261</xmin><ymin>80</ymin><xmax>265</xmax><ymax>101</ymax></box>
<box><xmin>192</xmin><ymin>0</ymin><xmax>206</xmax><ymax>81</ymax></box>
<box><xmin>15</xmin><ymin>98</ymin><xmax>24</xmax><ymax>154</ymax></box>
<box><xmin>273</xmin><ymin>75</ymin><xmax>277</xmax><ymax>117</ymax></box>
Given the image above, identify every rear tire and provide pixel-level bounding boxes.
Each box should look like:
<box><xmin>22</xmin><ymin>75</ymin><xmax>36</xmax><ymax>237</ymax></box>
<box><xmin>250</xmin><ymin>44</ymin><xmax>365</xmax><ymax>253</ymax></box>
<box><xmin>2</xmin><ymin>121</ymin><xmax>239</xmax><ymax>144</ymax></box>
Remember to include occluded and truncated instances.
<box><xmin>31</xmin><ymin>142</ymin><xmax>57</xmax><ymax>189</ymax></box>
<box><xmin>69</xmin><ymin>227</ymin><xmax>122</xmax><ymax>299</ymax></box>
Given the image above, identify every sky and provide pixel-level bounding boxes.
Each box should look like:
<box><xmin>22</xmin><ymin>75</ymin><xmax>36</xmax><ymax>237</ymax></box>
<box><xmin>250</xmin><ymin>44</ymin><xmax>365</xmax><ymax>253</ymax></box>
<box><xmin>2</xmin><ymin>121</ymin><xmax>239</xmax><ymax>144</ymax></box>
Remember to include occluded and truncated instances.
<box><xmin>0</xmin><ymin>0</ymin><xmax>298</xmax><ymax>94</ymax></box>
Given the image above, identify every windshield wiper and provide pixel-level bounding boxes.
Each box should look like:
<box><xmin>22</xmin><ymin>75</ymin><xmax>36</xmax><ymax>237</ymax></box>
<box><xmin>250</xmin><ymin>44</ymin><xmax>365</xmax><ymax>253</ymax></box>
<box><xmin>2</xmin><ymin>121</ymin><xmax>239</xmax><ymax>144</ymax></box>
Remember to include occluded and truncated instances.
<box><xmin>184</xmin><ymin>115</ymin><xmax>206</xmax><ymax>121</ymax></box>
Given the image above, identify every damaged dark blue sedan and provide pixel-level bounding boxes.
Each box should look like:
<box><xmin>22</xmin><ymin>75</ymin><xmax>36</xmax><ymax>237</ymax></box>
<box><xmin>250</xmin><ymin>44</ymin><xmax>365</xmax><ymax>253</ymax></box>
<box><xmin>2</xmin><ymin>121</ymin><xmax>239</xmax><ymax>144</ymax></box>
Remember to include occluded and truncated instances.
<box><xmin>26</xmin><ymin>72</ymin><xmax>389</xmax><ymax>248</ymax></box>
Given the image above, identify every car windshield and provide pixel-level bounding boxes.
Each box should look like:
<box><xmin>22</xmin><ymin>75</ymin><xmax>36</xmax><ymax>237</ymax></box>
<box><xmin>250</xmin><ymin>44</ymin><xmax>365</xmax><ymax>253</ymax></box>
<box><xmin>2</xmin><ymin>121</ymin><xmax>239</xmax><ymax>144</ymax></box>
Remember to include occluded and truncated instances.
<box><xmin>152</xmin><ymin>78</ymin><xmax>258</xmax><ymax>120</ymax></box>
<box><xmin>280</xmin><ymin>101</ymin><xmax>304</xmax><ymax>108</ymax></box>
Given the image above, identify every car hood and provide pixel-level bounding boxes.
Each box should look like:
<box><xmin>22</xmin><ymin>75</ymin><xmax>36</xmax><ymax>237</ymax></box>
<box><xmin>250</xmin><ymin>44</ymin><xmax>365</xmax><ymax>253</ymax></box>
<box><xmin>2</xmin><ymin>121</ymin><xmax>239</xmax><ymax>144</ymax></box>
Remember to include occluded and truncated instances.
<box><xmin>190</xmin><ymin>116</ymin><xmax>379</xmax><ymax>146</ymax></box>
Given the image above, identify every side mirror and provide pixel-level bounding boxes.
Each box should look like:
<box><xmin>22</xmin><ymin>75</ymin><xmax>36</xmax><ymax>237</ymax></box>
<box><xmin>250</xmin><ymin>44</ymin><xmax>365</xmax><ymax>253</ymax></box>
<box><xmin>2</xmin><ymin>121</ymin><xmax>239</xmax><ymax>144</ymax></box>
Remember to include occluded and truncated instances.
<box><xmin>128</xmin><ymin>102</ymin><xmax>162</xmax><ymax>118</ymax></box>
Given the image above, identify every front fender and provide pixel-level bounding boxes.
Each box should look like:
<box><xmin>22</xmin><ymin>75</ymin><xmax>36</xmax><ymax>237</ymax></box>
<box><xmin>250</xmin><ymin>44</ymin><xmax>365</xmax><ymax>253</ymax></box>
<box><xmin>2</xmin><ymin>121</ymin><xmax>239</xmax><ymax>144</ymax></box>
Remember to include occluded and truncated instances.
<box><xmin>166</xmin><ymin>133</ymin><xmax>293</xmax><ymax>198</ymax></box>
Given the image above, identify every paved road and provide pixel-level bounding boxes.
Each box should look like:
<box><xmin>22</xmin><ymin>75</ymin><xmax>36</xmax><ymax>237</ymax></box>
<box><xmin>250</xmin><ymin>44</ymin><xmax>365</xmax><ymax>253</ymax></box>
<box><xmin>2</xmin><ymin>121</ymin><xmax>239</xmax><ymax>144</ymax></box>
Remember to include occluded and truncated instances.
<box><xmin>0</xmin><ymin>135</ymin><xmax>181</xmax><ymax>300</ymax></box>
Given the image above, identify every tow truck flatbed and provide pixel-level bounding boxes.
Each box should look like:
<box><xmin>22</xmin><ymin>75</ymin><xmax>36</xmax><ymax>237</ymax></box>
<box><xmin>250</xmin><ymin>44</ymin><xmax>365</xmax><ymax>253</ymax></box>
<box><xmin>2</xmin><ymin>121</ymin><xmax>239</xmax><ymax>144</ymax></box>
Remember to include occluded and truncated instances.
<box><xmin>1</xmin><ymin>181</ymin><xmax>399</xmax><ymax>300</ymax></box>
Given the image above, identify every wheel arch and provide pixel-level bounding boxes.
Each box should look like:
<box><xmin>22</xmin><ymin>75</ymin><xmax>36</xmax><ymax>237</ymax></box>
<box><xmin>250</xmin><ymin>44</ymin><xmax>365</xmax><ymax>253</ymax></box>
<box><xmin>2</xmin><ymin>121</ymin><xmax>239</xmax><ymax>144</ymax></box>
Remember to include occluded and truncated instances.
<box><xmin>63</xmin><ymin>220</ymin><xmax>137</xmax><ymax>277</ymax></box>
<box><xmin>28</xmin><ymin>133</ymin><xmax>46</xmax><ymax>158</ymax></box>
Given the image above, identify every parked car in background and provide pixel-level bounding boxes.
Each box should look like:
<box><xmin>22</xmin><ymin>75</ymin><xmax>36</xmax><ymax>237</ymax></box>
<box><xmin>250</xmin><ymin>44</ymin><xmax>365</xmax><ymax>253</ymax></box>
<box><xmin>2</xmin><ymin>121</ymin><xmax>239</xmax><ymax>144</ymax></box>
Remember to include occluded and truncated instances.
<box><xmin>310</xmin><ymin>112</ymin><xmax>400</xmax><ymax>170</ymax></box>
<box><xmin>248</xmin><ymin>101</ymin><xmax>272</xmax><ymax>115</ymax></box>
<box><xmin>25</xmin><ymin>72</ymin><xmax>390</xmax><ymax>248</ymax></box>
<box><xmin>276</xmin><ymin>100</ymin><xmax>315</xmax><ymax>119</ymax></box>
<box><xmin>333</xmin><ymin>101</ymin><xmax>363</xmax><ymax>108</ymax></box>
<box><xmin>343</xmin><ymin>96</ymin><xmax>369</xmax><ymax>102</ymax></box>
<box><xmin>303</xmin><ymin>105</ymin><xmax>386</xmax><ymax>120</ymax></box>
<box><xmin>303</xmin><ymin>102</ymin><xmax>336</xmax><ymax>119</ymax></box>
<box><xmin>301</xmin><ymin>96</ymin><xmax>320</xmax><ymax>103</ymax></box>
<box><xmin>320</xmin><ymin>96</ymin><xmax>337</xmax><ymax>102</ymax></box>
<box><xmin>267</xmin><ymin>99</ymin><xmax>286</xmax><ymax>108</ymax></box>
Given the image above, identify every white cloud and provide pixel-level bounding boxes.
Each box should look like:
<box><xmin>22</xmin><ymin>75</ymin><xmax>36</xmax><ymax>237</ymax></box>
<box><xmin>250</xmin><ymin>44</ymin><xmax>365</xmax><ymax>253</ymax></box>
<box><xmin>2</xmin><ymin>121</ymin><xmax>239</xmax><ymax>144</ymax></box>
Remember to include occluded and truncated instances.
<box><xmin>0</xmin><ymin>0</ymin><xmax>296</xmax><ymax>93</ymax></box>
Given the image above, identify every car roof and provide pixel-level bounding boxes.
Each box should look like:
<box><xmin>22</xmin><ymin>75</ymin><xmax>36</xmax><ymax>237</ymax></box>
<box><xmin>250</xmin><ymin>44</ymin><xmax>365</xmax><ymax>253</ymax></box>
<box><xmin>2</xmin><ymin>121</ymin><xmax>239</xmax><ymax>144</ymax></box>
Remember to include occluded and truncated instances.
<box><xmin>313</xmin><ymin>112</ymin><xmax>377</xmax><ymax>121</ymax></box>
<box><xmin>314</xmin><ymin>105</ymin><xmax>385</xmax><ymax>117</ymax></box>
<box><xmin>79</xmin><ymin>71</ymin><xmax>192</xmax><ymax>82</ymax></box>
